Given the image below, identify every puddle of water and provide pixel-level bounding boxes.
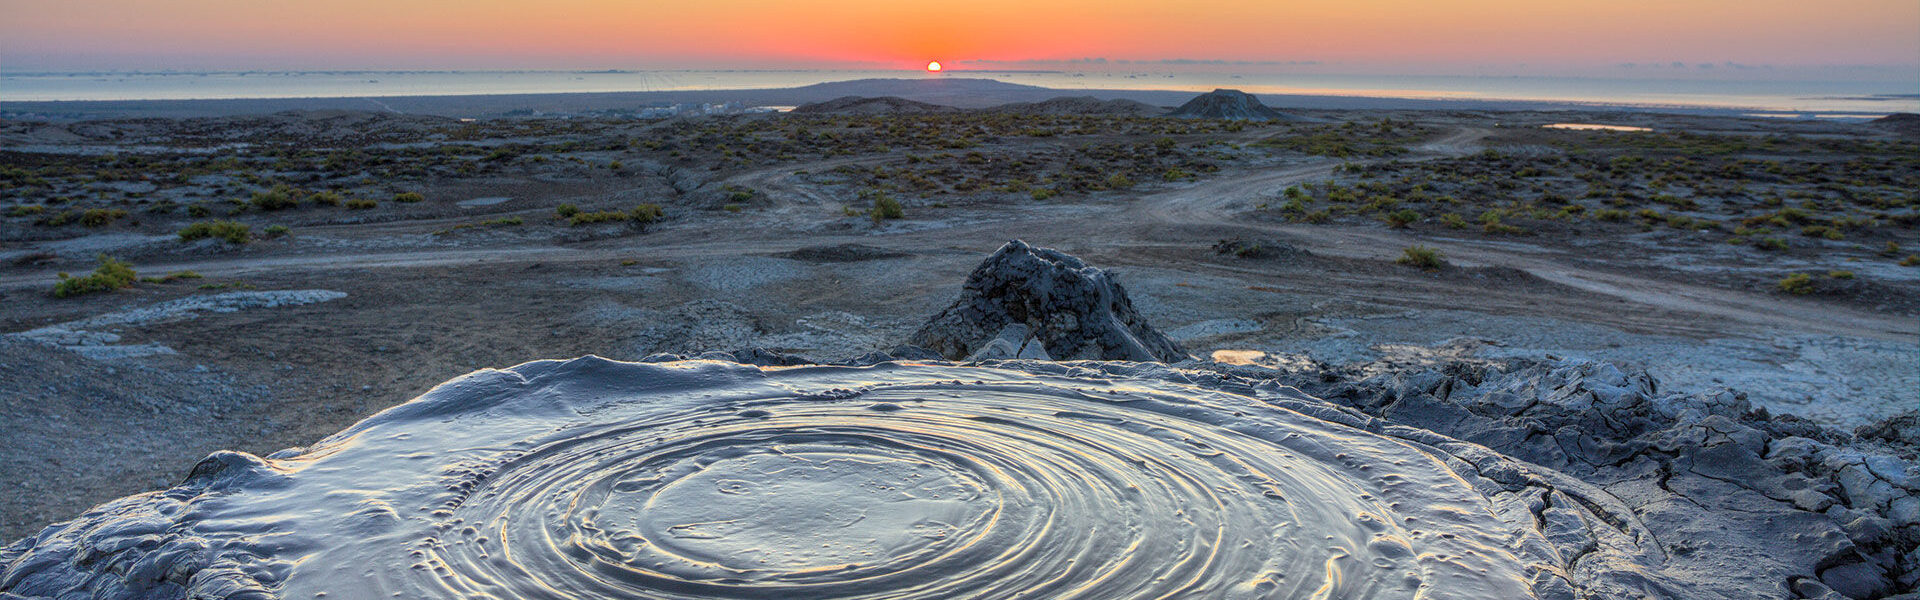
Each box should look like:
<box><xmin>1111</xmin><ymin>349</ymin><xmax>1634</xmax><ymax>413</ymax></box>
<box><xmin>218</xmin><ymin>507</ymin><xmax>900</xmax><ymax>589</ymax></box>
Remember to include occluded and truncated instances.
<box><xmin>1212</xmin><ymin>349</ymin><xmax>1267</xmax><ymax>365</ymax></box>
<box><xmin>1542</xmin><ymin>123</ymin><xmax>1652</xmax><ymax>132</ymax></box>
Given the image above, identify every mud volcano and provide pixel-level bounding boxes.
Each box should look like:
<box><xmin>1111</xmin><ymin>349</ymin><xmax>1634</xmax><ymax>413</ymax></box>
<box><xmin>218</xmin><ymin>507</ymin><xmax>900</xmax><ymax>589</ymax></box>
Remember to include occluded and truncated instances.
<box><xmin>7</xmin><ymin>242</ymin><xmax>1917</xmax><ymax>599</ymax></box>
<box><xmin>3</xmin><ymin>358</ymin><xmax>1574</xmax><ymax>599</ymax></box>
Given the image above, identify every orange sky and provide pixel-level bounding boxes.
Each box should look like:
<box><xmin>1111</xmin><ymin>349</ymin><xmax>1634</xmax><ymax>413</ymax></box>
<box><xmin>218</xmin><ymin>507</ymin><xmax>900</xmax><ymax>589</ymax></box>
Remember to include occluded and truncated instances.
<box><xmin>2</xmin><ymin>0</ymin><xmax>1915</xmax><ymax>74</ymax></box>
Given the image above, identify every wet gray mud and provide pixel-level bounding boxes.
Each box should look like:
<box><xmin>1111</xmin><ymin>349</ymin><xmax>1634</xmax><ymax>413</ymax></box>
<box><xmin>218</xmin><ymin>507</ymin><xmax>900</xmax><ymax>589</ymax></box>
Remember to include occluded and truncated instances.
<box><xmin>2</xmin><ymin>358</ymin><xmax>1549</xmax><ymax>599</ymax></box>
<box><xmin>8</xmin><ymin>355</ymin><xmax>1917</xmax><ymax>599</ymax></box>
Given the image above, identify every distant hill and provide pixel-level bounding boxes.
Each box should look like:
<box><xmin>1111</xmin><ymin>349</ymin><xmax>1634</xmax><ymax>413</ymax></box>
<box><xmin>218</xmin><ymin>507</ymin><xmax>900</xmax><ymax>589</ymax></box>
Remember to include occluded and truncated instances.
<box><xmin>790</xmin><ymin>96</ymin><xmax>960</xmax><ymax>115</ymax></box>
<box><xmin>979</xmin><ymin>96</ymin><xmax>1165</xmax><ymax>116</ymax></box>
<box><xmin>1870</xmin><ymin>113</ymin><xmax>1920</xmax><ymax>137</ymax></box>
<box><xmin>1168</xmin><ymin>89</ymin><xmax>1294</xmax><ymax>121</ymax></box>
<box><xmin>787</xmin><ymin>78</ymin><xmax>1050</xmax><ymax>97</ymax></box>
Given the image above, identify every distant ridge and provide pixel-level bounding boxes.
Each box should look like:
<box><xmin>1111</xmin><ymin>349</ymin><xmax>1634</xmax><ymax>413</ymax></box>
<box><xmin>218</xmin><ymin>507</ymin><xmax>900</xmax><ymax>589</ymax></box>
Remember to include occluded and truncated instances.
<box><xmin>791</xmin><ymin>96</ymin><xmax>959</xmax><ymax>115</ymax></box>
<box><xmin>1168</xmin><ymin>89</ymin><xmax>1293</xmax><ymax>121</ymax></box>
<box><xmin>980</xmin><ymin>96</ymin><xmax>1165</xmax><ymax>116</ymax></box>
<box><xmin>787</xmin><ymin>78</ymin><xmax>1050</xmax><ymax>97</ymax></box>
<box><xmin>1870</xmin><ymin>112</ymin><xmax>1920</xmax><ymax>137</ymax></box>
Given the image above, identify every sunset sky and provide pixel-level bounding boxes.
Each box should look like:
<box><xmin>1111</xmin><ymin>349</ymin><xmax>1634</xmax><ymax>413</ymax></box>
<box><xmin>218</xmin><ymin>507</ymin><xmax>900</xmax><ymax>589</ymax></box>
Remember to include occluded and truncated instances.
<box><xmin>3</xmin><ymin>0</ymin><xmax>1915</xmax><ymax>78</ymax></box>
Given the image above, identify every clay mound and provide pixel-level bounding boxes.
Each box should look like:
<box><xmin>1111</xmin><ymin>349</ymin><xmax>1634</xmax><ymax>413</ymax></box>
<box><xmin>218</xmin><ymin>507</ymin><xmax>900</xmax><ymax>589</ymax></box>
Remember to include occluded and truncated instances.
<box><xmin>1168</xmin><ymin>89</ymin><xmax>1293</xmax><ymax>121</ymax></box>
<box><xmin>790</xmin><ymin>96</ymin><xmax>960</xmax><ymax>115</ymax></box>
<box><xmin>1870</xmin><ymin>113</ymin><xmax>1920</xmax><ymax>137</ymax></box>
<box><xmin>908</xmin><ymin>240</ymin><xmax>1189</xmax><ymax>362</ymax></box>
<box><xmin>981</xmin><ymin>96</ymin><xmax>1165</xmax><ymax>116</ymax></box>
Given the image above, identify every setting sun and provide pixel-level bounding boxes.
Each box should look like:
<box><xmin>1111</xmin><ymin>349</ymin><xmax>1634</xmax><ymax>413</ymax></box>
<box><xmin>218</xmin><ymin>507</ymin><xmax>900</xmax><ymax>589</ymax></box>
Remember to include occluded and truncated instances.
<box><xmin>927</xmin><ymin>61</ymin><xmax>942</xmax><ymax>72</ymax></box>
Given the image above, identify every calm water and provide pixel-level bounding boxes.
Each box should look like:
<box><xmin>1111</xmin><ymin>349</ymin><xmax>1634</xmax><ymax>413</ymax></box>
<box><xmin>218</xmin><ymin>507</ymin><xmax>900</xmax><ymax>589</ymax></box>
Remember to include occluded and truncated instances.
<box><xmin>3</xmin><ymin>69</ymin><xmax>1914</xmax><ymax>116</ymax></box>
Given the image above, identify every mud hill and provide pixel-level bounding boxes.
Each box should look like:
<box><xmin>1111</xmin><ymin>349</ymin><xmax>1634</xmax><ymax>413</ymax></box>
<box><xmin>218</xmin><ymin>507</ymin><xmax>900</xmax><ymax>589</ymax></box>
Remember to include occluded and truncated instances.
<box><xmin>1871</xmin><ymin>113</ymin><xmax>1920</xmax><ymax>137</ymax></box>
<box><xmin>1168</xmin><ymin>88</ymin><xmax>1293</xmax><ymax>121</ymax></box>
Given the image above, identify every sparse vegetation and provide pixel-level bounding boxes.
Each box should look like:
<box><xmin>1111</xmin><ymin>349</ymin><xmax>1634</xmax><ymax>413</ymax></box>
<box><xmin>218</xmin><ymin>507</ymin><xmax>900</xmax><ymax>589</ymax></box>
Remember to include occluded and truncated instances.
<box><xmin>1396</xmin><ymin>245</ymin><xmax>1444</xmax><ymax>270</ymax></box>
<box><xmin>178</xmin><ymin>220</ymin><xmax>251</xmax><ymax>244</ymax></box>
<box><xmin>1777</xmin><ymin>273</ymin><xmax>1815</xmax><ymax>295</ymax></box>
<box><xmin>393</xmin><ymin>191</ymin><xmax>425</xmax><ymax>203</ymax></box>
<box><xmin>52</xmin><ymin>254</ymin><xmax>137</xmax><ymax>298</ymax></box>
<box><xmin>868</xmin><ymin>191</ymin><xmax>904</xmax><ymax>224</ymax></box>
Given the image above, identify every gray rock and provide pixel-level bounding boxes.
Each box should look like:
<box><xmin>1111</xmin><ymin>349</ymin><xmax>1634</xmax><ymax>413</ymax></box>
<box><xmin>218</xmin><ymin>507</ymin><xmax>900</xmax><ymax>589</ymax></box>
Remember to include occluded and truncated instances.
<box><xmin>908</xmin><ymin>240</ymin><xmax>1189</xmax><ymax>363</ymax></box>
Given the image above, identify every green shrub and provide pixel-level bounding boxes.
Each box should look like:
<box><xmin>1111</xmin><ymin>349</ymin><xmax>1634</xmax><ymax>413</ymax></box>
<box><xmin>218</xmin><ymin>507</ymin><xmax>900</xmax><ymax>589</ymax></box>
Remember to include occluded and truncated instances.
<box><xmin>1030</xmin><ymin>187</ymin><xmax>1057</xmax><ymax>201</ymax></box>
<box><xmin>630</xmin><ymin>204</ymin><xmax>664</xmax><ymax>225</ymax></box>
<box><xmin>1901</xmin><ymin>254</ymin><xmax>1920</xmax><ymax>267</ymax></box>
<box><xmin>555</xmin><ymin>203</ymin><xmax>580</xmax><ymax>218</ymax></box>
<box><xmin>178</xmin><ymin>220</ymin><xmax>250</xmax><ymax>244</ymax></box>
<box><xmin>52</xmin><ymin>255</ymin><xmax>137</xmax><ymax>298</ymax></box>
<box><xmin>869</xmin><ymin>193</ymin><xmax>904</xmax><ymax>224</ymax></box>
<box><xmin>8</xmin><ymin>204</ymin><xmax>47</xmax><ymax>217</ymax></box>
<box><xmin>1755</xmin><ymin>238</ymin><xmax>1789</xmax><ymax>252</ymax></box>
<box><xmin>187</xmin><ymin>204</ymin><xmax>213</xmax><ymax>217</ymax></box>
<box><xmin>79</xmin><ymin>208</ymin><xmax>128</xmax><ymax>227</ymax></box>
<box><xmin>263</xmin><ymin>224</ymin><xmax>290</xmax><ymax>238</ymax></box>
<box><xmin>568</xmin><ymin>211</ymin><xmax>628</xmax><ymax>226</ymax></box>
<box><xmin>393</xmin><ymin>191</ymin><xmax>425</xmax><ymax>203</ymax></box>
<box><xmin>1777</xmin><ymin>273</ymin><xmax>1815</xmax><ymax>295</ymax></box>
<box><xmin>1105</xmin><ymin>173</ymin><xmax>1134</xmax><ymax>190</ymax></box>
<box><xmin>345</xmin><ymin>198</ymin><xmax>377</xmax><ymax>210</ymax></box>
<box><xmin>1396</xmin><ymin>245</ymin><xmax>1444</xmax><ymax>270</ymax></box>
<box><xmin>250</xmin><ymin>185</ymin><xmax>299</xmax><ymax>211</ymax></box>
<box><xmin>1384</xmin><ymin>209</ymin><xmax>1420</xmax><ymax>228</ymax></box>
<box><xmin>309</xmin><ymin>191</ymin><xmax>343</xmax><ymax>206</ymax></box>
<box><xmin>1440</xmin><ymin>213</ymin><xmax>1469</xmax><ymax>229</ymax></box>
<box><xmin>1800</xmin><ymin>225</ymin><xmax>1843</xmax><ymax>240</ymax></box>
<box><xmin>1828</xmin><ymin>270</ymin><xmax>1854</xmax><ymax>279</ymax></box>
<box><xmin>1881</xmin><ymin>241</ymin><xmax>1902</xmax><ymax>257</ymax></box>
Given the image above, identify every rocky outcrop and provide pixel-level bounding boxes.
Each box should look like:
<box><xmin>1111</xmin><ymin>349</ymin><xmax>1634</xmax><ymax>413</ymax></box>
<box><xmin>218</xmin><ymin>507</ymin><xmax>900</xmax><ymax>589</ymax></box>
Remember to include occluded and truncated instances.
<box><xmin>1168</xmin><ymin>89</ymin><xmax>1292</xmax><ymax>121</ymax></box>
<box><xmin>908</xmin><ymin>240</ymin><xmax>1188</xmax><ymax>362</ymax></box>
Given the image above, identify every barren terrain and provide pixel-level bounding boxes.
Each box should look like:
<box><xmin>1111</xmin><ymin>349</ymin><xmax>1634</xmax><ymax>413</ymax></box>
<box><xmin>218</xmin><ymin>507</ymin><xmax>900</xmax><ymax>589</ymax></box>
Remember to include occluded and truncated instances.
<box><xmin>1</xmin><ymin>104</ymin><xmax>1915</xmax><ymax>543</ymax></box>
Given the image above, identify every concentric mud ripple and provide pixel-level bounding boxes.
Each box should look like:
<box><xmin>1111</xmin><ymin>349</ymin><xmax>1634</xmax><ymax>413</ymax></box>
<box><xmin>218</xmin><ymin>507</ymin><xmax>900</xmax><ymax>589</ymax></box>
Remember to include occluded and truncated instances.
<box><xmin>6</xmin><ymin>359</ymin><xmax>1551</xmax><ymax>599</ymax></box>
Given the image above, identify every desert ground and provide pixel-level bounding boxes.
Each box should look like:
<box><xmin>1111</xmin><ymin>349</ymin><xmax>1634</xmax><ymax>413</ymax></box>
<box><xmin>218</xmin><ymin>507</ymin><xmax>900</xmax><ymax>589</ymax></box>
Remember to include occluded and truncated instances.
<box><xmin>1</xmin><ymin>99</ymin><xmax>1915</xmax><ymax>549</ymax></box>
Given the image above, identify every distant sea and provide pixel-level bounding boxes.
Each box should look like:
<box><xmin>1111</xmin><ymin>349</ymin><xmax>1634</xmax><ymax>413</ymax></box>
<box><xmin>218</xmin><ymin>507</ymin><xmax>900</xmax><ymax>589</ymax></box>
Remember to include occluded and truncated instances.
<box><xmin>3</xmin><ymin>69</ymin><xmax>1914</xmax><ymax>117</ymax></box>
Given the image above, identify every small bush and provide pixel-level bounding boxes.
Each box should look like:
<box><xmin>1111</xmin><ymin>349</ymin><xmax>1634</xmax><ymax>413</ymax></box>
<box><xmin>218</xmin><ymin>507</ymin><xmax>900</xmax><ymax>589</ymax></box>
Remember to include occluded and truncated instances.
<box><xmin>1881</xmin><ymin>242</ymin><xmax>1902</xmax><ymax>257</ymax></box>
<box><xmin>53</xmin><ymin>254</ymin><xmax>137</xmax><ymax>298</ymax></box>
<box><xmin>80</xmin><ymin>208</ymin><xmax>128</xmax><ymax>227</ymax></box>
<box><xmin>263</xmin><ymin>224</ymin><xmax>290</xmax><ymax>238</ymax></box>
<box><xmin>1030</xmin><ymin>187</ymin><xmax>1057</xmax><ymax>201</ymax></box>
<box><xmin>8</xmin><ymin>205</ymin><xmax>47</xmax><ymax>217</ymax></box>
<box><xmin>250</xmin><ymin>185</ymin><xmax>300</xmax><ymax>211</ymax></box>
<box><xmin>393</xmin><ymin>192</ymin><xmax>425</xmax><ymax>203</ymax></box>
<box><xmin>568</xmin><ymin>211</ymin><xmax>628</xmax><ymax>226</ymax></box>
<box><xmin>187</xmin><ymin>204</ymin><xmax>212</xmax><ymax>217</ymax></box>
<box><xmin>309</xmin><ymin>191</ymin><xmax>343</xmax><ymax>206</ymax></box>
<box><xmin>630</xmin><ymin>204</ymin><xmax>664</xmax><ymax>225</ymax></box>
<box><xmin>1106</xmin><ymin>173</ymin><xmax>1134</xmax><ymax>190</ymax></box>
<box><xmin>1755</xmin><ymin>238</ymin><xmax>1789</xmax><ymax>252</ymax></box>
<box><xmin>345</xmin><ymin>198</ymin><xmax>377</xmax><ymax>210</ymax></box>
<box><xmin>1396</xmin><ymin>245</ymin><xmax>1444</xmax><ymax>270</ymax></box>
<box><xmin>555</xmin><ymin>203</ymin><xmax>580</xmax><ymax>218</ymax></box>
<box><xmin>869</xmin><ymin>193</ymin><xmax>904</xmax><ymax>224</ymax></box>
<box><xmin>1384</xmin><ymin>209</ymin><xmax>1420</xmax><ymax>228</ymax></box>
<box><xmin>1440</xmin><ymin>213</ymin><xmax>1469</xmax><ymax>229</ymax></box>
<box><xmin>1901</xmin><ymin>254</ymin><xmax>1920</xmax><ymax>267</ymax></box>
<box><xmin>178</xmin><ymin>220</ymin><xmax>250</xmax><ymax>244</ymax></box>
<box><xmin>1828</xmin><ymin>270</ymin><xmax>1854</xmax><ymax>279</ymax></box>
<box><xmin>1777</xmin><ymin>273</ymin><xmax>1815</xmax><ymax>295</ymax></box>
